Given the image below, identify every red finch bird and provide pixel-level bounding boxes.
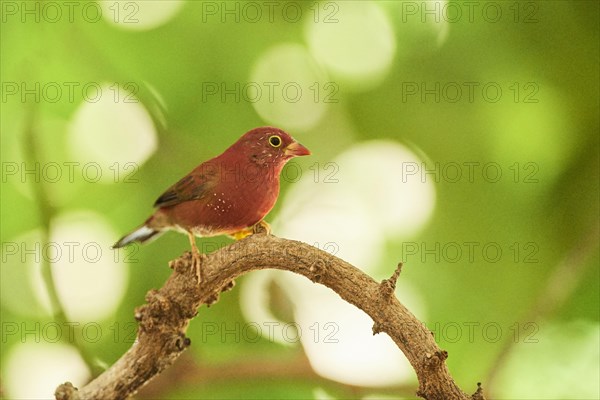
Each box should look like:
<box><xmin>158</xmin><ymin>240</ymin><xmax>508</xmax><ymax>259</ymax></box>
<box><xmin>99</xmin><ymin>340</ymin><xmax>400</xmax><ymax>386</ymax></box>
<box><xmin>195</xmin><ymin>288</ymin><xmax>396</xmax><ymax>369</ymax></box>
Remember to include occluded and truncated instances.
<box><xmin>113</xmin><ymin>126</ymin><xmax>310</xmax><ymax>281</ymax></box>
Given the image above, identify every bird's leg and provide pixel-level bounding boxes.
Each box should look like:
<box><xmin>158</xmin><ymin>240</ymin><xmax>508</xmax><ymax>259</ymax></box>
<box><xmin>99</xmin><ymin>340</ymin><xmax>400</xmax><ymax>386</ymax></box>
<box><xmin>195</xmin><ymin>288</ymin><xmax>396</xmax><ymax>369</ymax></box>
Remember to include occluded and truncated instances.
<box><xmin>229</xmin><ymin>220</ymin><xmax>272</xmax><ymax>240</ymax></box>
<box><xmin>187</xmin><ymin>231</ymin><xmax>203</xmax><ymax>283</ymax></box>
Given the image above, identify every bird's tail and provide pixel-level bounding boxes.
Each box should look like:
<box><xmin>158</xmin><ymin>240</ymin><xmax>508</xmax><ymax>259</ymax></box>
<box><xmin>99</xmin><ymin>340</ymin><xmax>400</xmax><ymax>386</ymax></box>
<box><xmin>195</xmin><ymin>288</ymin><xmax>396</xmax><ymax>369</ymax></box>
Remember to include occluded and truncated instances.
<box><xmin>112</xmin><ymin>225</ymin><xmax>163</xmax><ymax>248</ymax></box>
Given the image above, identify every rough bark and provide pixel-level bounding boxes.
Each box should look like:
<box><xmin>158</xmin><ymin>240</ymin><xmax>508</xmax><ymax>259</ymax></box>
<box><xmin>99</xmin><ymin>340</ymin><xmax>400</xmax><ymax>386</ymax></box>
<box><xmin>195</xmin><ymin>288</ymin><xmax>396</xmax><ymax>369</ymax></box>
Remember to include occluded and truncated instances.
<box><xmin>55</xmin><ymin>234</ymin><xmax>484</xmax><ymax>400</ymax></box>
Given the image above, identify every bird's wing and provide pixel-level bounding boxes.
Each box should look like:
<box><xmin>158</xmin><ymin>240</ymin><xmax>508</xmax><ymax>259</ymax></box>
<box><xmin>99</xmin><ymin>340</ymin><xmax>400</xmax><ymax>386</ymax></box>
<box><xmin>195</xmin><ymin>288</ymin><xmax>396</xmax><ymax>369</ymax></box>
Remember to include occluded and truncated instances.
<box><xmin>153</xmin><ymin>168</ymin><xmax>218</xmax><ymax>208</ymax></box>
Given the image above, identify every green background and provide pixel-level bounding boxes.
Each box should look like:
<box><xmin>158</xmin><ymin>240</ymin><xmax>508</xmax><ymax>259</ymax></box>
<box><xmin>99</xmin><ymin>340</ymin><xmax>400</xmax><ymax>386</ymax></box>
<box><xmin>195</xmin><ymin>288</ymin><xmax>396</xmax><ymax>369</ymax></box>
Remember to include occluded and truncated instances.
<box><xmin>1</xmin><ymin>1</ymin><xmax>598</xmax><ymax>399</ymax></box>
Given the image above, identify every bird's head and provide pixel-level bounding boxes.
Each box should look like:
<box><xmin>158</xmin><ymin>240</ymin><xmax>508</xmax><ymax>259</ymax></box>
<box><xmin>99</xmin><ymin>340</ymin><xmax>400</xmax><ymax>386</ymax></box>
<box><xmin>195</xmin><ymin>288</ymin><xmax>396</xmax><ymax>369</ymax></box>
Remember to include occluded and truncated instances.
<box><xmin>228</xmin><ymin>126</ymin><xmax>311</xmax><ymax>167</ymax></box>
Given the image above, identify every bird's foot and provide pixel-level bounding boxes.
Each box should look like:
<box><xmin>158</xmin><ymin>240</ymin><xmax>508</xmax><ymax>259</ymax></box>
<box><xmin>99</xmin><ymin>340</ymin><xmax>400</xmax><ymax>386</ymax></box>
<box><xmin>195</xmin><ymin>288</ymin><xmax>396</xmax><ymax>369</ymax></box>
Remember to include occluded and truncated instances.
<box><xmin>253</xmin><ymin>220</ymin><xmax>271</xmax><ymax>235</ymax></box>
<box><xmin>230</xmin><ymin>228</ymin><xmax>252</xmax><ymax>240</ymax></box>
<box><xmin>229</xmin><ymin>220</ymin><xmax>271</xmax><ymax>240</ymax></box>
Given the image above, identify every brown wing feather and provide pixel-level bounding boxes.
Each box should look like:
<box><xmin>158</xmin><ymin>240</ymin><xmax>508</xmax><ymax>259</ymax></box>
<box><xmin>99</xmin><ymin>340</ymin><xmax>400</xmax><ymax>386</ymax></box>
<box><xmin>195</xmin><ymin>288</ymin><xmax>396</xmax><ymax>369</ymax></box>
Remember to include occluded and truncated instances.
<box><xmin>153</xmin><ymin>167</ymin><xmax>218</xmax><ymax>208</ymax></box>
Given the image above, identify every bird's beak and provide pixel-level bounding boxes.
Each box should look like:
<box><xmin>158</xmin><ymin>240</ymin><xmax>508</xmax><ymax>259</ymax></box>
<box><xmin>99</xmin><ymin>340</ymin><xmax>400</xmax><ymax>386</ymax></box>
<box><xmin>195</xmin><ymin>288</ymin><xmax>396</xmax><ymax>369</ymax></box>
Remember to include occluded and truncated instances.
<box><xmin>285</xmin><ymin>141</ymin><xmax>311</xmax><ymax>157</ymax></box>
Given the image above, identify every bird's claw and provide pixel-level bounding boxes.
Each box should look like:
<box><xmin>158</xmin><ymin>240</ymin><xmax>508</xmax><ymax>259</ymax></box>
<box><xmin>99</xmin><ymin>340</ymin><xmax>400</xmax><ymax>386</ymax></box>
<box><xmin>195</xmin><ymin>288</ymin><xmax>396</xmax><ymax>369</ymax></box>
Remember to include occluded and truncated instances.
<box><xmin>230</xmin><ymin>220</ymin><xmax>272</xmax><ymax>240</ymax></box>
<box><xmin>253</xmin><ymin>220</ymin><xmax>271</xmax><ymax>235</ymax></box>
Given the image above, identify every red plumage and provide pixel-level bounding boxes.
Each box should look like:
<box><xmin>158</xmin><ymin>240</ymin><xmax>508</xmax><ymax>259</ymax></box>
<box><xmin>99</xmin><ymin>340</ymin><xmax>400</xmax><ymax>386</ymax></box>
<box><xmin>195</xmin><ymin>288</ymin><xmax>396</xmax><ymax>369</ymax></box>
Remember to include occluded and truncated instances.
<box><xmin>113</xmin><ymin>126</ymin><xmax>310</xmax><ymax>280</ymax></box>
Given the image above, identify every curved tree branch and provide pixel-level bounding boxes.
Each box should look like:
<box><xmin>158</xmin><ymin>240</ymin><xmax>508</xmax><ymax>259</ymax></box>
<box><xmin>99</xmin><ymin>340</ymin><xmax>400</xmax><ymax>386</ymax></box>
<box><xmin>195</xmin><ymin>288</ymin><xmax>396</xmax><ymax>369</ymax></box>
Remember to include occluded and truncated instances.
<box><xmin>55</xmin><ymin>234</ymin><xmax>484</xmax><ymax>400</ymax></box>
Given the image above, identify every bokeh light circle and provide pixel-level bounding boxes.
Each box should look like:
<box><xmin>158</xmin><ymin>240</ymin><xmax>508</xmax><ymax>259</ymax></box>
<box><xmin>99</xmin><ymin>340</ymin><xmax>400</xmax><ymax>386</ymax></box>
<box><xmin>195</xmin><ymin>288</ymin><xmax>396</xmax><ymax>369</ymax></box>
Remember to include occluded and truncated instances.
<box><xmin>333</xmin><ymin>141</ymin><xmax>436</xmax><ymax>238</ymax></box>
<box><xmin>240</xmin><ymin>139</ymin><xmax>434</xmax><ymax>386</ymax></box>
<box><xmin>250</xmin><ymin>43</ymin><xmax>329</xmax><ymax>131</ymax></box>
<box><xmin>100</xmin><ymin>0</ymin><xmax>185</xmax><ymax>31</ymax></box>
<box><xmin>30</xmin><ymin>210</ymin><xmax>129</xmax><ymax>322</ymax></box>
<box><xmin>3</xmin><ymin>342</ymin><xmax>90</xmax><ymax>399</ymax></box>
<box><xmin>275</xmin><ymin>140</ymin><xmax>436</xmax><ymax>252</ymax></box>
<box><xmin>67</xmin><ymin>83</ymin><xmax>157</xmax><ymax>183</ymax></box>
<box><xmin>305</xmin><ymin>2</ymin><xmax>396</xmax><ymax>89</ymax></box>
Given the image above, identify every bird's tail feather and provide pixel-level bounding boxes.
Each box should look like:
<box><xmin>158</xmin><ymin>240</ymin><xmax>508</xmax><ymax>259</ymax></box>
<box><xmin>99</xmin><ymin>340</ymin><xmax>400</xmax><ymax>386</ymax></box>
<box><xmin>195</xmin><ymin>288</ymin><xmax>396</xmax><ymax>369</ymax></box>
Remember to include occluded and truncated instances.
<box><xmin>113</xmin><ymin>225</ymin><xmax>163</xmax><ymax>248</ymax></box>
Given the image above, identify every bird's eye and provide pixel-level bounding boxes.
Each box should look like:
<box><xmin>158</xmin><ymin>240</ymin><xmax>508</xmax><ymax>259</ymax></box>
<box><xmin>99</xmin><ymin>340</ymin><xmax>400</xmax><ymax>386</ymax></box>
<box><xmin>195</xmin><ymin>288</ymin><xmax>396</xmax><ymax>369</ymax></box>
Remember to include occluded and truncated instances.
<box><xmin>268</xmin><ymin>135</ymin><xmax>282</xmax><ymax>147</ymax></box>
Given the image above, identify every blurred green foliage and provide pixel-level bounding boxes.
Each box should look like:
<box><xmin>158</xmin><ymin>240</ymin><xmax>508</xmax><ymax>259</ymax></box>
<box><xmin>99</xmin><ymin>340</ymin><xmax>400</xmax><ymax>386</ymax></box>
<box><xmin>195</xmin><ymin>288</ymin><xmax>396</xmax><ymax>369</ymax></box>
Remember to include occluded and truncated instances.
<box><xmin>1</xmin><ymin>1</ymin><xmax>598</xmax><ymax>399</ymax></box>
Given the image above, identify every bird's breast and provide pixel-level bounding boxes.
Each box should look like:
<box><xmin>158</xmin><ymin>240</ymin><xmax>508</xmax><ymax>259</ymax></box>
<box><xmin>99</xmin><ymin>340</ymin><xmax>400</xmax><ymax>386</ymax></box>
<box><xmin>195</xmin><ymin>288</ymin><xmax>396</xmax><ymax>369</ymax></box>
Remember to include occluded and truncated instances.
<box><xmin>163</xmin><ymin>167</ymin><xmax>281</xmax><ymax>236</ymax></box>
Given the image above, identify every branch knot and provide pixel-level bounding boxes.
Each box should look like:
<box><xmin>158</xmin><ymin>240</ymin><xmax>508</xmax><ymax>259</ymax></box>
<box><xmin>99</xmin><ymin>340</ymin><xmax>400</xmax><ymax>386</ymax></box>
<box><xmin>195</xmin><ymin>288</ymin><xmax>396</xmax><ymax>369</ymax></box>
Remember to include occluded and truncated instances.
<box><xmin>424</xmin><ymin>349</ymin><xmax>449</xmax><ymax>370</ymax></box>
<box><xmin>308</xmin><ymin>258</ymin><xmax>326</xmax><ymax>283</ymax></box>
<box><xmin>372</xmin><ymin>322</ymin><xmax>384</xmax><ymax>335</ymax></box>
<box><xmin>55</xmin><ymin>382</ymin><xmax>78</xmax><ymax>400</ymax></box>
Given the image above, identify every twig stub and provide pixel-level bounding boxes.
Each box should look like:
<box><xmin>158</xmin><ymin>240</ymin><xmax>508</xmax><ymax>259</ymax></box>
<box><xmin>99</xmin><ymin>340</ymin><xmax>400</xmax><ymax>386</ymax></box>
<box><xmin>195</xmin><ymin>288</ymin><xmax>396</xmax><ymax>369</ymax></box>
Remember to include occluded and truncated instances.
<box><xmin>379</xmin><ymin>262</ymin><xmax>403</xmax><ymax>300</ymax></box>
